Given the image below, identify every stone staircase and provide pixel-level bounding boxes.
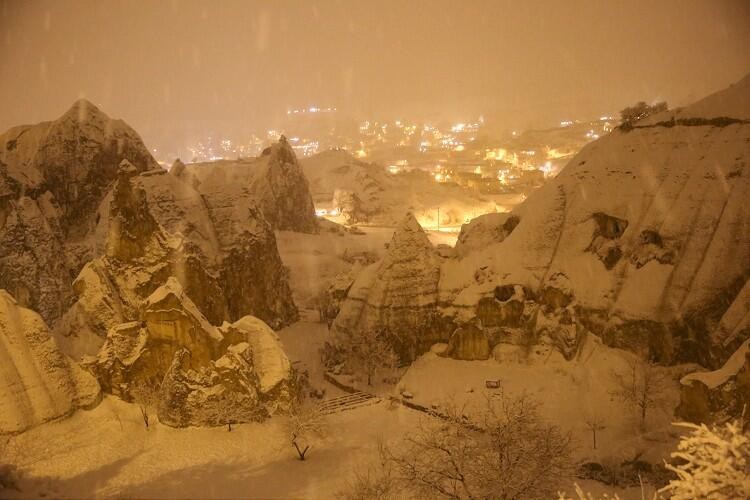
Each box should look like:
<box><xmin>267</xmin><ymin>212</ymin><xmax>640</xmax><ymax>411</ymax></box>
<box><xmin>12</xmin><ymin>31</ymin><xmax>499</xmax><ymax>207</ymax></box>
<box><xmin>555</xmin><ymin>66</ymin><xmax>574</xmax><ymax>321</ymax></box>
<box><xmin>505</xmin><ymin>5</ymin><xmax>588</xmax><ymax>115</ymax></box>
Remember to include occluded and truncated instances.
<box><xmin>317</xmin><ymin>391</ymin><xmax>381</xmax><ymax>415</ymax></box>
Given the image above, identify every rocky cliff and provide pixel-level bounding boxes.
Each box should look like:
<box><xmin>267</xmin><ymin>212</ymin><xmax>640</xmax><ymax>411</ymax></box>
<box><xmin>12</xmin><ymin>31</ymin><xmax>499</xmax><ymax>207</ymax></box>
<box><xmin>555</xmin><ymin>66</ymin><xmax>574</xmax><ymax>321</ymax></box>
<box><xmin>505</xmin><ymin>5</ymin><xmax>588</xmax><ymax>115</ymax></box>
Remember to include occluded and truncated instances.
<box><xmin>58</xmin><ymin>158</ymin><xmax>298</xmax><ymax>355</ymax></box>
<box><xmin>88</xmin><ymin>278</ymin><xmax>292</xmax><ymax>427</ymax></box>
<box><xmin>331</xmin><ymin>213</ymin><xmax>445</xmax><ymax>359</ymax></box>
<box><xmin>0</xmin><ymin>290</ymin><xmax>100</xmax><ymax>434</ymax></box>
<box><xmin>0</xmin><ymin>100</ymin><xmax>158</xmax><ymax>324</ymax></box>
<box><xmin>442</xmin><ymin>75</ymin><xmax>750</xmax><ymax>367</ymax></box>
<box><xmin>332</xmin><ymin>75</ymin><xmax>750</xmax><ymax>369</ymax></box>
<box><xmin>179</xmin><ymin>136</ymin><xmax>318</xmax><ymax>233</ymax></box>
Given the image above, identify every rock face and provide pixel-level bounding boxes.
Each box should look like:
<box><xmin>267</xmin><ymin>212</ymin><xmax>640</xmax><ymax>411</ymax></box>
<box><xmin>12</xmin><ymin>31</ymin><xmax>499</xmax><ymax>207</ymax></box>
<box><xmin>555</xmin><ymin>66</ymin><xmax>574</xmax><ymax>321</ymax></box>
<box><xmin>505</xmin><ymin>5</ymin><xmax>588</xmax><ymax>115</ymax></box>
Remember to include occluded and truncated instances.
<box><xmin>0</xmin><ymin>290</ymin><xmax>100</xmax><ymax>434</ymax></box>
<box><xmin>333</xmin><ymin>75</ymin><xmax>750</xmax><ymax>369</ymax></box>
<box><xmin>58</xmin><ymin>158</ymin><xmax>298</xmax><ymax>354</ymax></box>
<box><xmin>438</xmin><ymin>75</ymin><xmax>750</xmax><ymax>366</ymax></box>
<box><xmin>0</xmin><ymin>100</ymin><xmax>158</xmax><ymax>324</ymax></box>
<box><xmin>677</xmin><ymin>339</ymin><xmax>750</xmax><ymax>423</ymax></box>
<box><xmin>445</xmin><ymin>323</ymin><xmax>490</xmax><ymax>360</ymax></box>
<box><xmin>332</xmin><ymin>213</ymin><xmax>445</xmax><ymax>360</ymax></box>
<box><xmin>89</xmin><ymin>278</ymin><xmax>292</xmax><ymax>427</ymax></box>
<box><xmin>454</xmin><ymin>212</ymin><xmax>520</xmax><ymax>257</ymax></box>
<box><xmin>179</xmin><ymin>136</ymin><xmax>317</xmax><ymax>233</ymax></box>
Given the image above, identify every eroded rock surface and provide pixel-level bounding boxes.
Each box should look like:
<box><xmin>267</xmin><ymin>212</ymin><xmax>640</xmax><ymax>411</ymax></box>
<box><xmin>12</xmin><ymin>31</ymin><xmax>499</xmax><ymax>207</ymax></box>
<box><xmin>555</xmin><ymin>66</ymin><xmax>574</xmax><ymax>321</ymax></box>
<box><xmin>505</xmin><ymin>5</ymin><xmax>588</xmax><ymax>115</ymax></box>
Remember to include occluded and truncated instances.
<box><xmin>332</xmin><ymin>213</ymin><xmax>444</xmax><ymax>360</ymax></box>
<box><xmin>677</xmin><ymin>339</ymin><xmax>750</xmax><ymax>423</ymax></box>
<box><xmin>89</xmin><ymin>278</ymin><xmax>292</xmax><ymax>427</ymax></box>
<box><xmin>0</xmin><ymin>100</ymin><xmax>158</xmax><ymax>324</ymax></box>
<box><xmin>0</xmin><ymin>290</ymin><xmax>100</xmax><ymax>434</ymax></box>
<box><xmin>59</xmin><ymin>159</ymin><xmax>298</xmax><ymax>354</ymax></box>
<box><xmin>181</xmin><ymin>136</ymin><xmax>317</xmax><ymax>233</ymax></box>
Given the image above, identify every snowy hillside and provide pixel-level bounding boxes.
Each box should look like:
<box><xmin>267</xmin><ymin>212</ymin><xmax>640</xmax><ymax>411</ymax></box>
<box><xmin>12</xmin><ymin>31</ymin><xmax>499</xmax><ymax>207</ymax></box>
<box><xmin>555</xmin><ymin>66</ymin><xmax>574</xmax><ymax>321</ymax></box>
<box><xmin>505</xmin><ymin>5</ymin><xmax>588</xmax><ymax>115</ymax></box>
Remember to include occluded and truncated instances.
<box><xmin>459</xmin><ymin>75</ymin><xmax>747</xmax><ymax>363</ymax></box>
<box><xmin>300</xmin><ymin>149</ymin><xmax>499</xmax><ymax>227</ymax></box>
<box><xmin>334</xmin><ymin>74</ymin><xmax>750</xmax><ymax>369</ymax></box>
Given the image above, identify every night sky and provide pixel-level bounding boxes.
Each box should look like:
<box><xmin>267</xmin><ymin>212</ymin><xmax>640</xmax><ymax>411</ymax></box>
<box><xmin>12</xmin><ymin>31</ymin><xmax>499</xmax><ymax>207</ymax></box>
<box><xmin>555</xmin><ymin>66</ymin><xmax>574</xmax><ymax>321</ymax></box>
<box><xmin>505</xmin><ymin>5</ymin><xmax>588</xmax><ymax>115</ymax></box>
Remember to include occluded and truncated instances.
<box><xmin>2</xmin><ymin>0</ymin><xmax>749</xmax><ymax>151</ymax></box>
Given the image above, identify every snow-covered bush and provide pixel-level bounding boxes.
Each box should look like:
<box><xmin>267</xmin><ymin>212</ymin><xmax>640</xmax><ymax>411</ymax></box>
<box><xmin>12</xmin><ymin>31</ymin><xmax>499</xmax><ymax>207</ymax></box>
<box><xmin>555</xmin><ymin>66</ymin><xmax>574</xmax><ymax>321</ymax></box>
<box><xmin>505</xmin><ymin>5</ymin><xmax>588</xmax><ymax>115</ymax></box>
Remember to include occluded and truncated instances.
<box><xmin>332</xmin><ymin>328</ymin><xmax>398</xmax><ymax>386</ymax></box>
<box><xmin>619</xmin><ymin>101</ymin><xmax>667</xmax><ymax>130</ymax></box>
<box><xmin>341</xmin><ymin>391</ymin><xmax>573</xmax><ymax>499</ymax></box>
<box><xmin>659</xmin><ymin>420</ymin><xmax>750</xmax><ymax>499</ymax></box>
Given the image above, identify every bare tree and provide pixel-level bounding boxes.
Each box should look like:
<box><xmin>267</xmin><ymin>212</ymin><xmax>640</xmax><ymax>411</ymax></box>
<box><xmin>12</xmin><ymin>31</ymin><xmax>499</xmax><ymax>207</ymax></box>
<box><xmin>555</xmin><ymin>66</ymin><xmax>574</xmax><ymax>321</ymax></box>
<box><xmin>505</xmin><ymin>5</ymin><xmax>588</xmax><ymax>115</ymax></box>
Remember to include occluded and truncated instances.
<box><xmin>339</xmin><ymin>452</ymin><xmax>401</xmax><ymax>500</ymax></box>
<box><xmin>478</xmin><ymin>392</ymin><xmax>574</xmax><ymax>498</ymax></box>
<box><xmin>287</xmin><ymin>403</ymin><xmax>326</xmax><ymax>461</ymax></box>
<box><xmin>584</xmin><ymin>413</ymin><xmax>607</xmax><ymax>450</ymax></box>
<box><xmin>610</xmin><ymin>358</ymin><xmax>668</xmax><ymax>430</ymax></box>
<box><xmin>344</xmin><ymin>391</ymin><xmax>573</xmax><ymax>499</ymax></box>
<box><xmin>339</xmin><ymin>328</ymin><xmax>398</xmax><ymax>386</ymax></box>
<box><xmin>312</xmin><ymin>287</ymin><xmax>334</xmax><ymax>326</ymax></box>
<box><xmin>131</xmin><ymin>380</ymin><xmax>161</xmax><ymax>429</ymax></box>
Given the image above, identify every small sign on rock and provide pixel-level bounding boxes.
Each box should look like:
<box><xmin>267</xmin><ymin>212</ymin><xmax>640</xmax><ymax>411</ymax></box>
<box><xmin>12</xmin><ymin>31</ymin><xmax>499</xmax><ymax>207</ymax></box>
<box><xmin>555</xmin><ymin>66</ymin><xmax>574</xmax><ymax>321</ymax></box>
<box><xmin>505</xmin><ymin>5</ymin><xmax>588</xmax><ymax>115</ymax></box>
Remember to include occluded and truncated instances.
<box><xmin>485</xmin><ymin>379</ymin><xmax>501</xmax><ymax>389</ymax></box>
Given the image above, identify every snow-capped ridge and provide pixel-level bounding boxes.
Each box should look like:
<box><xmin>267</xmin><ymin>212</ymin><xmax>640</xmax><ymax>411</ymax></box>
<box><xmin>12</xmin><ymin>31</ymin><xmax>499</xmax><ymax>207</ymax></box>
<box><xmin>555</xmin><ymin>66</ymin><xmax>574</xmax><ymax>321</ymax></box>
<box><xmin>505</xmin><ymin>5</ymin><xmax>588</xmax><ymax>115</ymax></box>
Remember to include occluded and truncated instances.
<box><xmin>641</xmin><ymin>73</ymin><xmax>750</xmax><ymax>124</ymax></box>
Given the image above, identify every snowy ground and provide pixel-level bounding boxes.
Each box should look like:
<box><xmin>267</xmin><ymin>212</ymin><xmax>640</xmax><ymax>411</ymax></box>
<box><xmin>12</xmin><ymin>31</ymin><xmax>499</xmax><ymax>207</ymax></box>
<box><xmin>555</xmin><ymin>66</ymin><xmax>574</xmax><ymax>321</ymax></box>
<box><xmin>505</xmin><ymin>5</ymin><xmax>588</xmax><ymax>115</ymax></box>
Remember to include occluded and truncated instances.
<box><xmin>396</xmin><ymin>339</ymin><xmax>684</xmax><ymax>465</ymax></box>
<box><xmin>5</xmin><ymin>314</ymin><xmax>677</xmax><ymax>499</ymax></box>
<box><xmin>4</xmin><ymin>395</ymin><xmax>423</xmax><ymax>499</ymax></box>
<box><xmin>3</xmin><ymin>224</ymin><xmax>683</xmax><ymax>499</ymax></box>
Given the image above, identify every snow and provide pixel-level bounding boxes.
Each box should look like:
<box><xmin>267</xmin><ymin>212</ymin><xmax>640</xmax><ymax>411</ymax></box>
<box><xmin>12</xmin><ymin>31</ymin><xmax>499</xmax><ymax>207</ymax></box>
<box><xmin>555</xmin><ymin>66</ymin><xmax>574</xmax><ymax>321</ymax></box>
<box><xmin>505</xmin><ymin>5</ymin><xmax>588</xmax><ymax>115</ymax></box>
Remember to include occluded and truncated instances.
<box><xmin>2</xmin><ymin>395</ymin><xmax>422</xmax><ymax>498</ymax></box>
<box><xmin>680</xmin><ymin>339</ymin><xmax>750</xmax><ymax>389</ymax></box>
<box><xmin>0</xmin><ymin>290</ymin><xmax>100</xmax><ymax>435</ymax></box>
<box><xmin>644</xmin><ymin>73</ymin><xmax>750</xmax><ymax>124</ymax></box>
<box><xmin>232</xmin><ymin>316</ymin><xmax>291</xmax><ymax>393</ymax></box>
<box><xmin>439</xmin><ymin>78</ymin><xmax>750</xmax><ymax>329</ymax></box>
<box><xmin>301</xmin><ymin>149</ymin><xmax>505</xmax><ymax>227</ymax></box>
<box><xmin>397</xmin><ymin>335</ymin><xmax>683</xmax><ymax>463</ymax></box>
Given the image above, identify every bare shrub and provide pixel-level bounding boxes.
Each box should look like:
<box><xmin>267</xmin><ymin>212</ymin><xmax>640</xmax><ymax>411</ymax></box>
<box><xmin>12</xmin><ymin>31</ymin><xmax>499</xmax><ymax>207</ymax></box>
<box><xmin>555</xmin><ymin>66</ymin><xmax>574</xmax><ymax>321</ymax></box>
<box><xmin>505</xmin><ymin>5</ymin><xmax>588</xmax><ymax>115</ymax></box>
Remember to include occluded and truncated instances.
<box><xmin>131</xmin><ymin>380</ymin><xmax>161</xmax><ymax>429</ymax></box>
<box><xmin>341</xmin><ymin>391</ymin><xmax>573</xmax><ymax>499</ymax></box>
<box><xmin>287</xmin><ymin>403</ymin><xmax>326</xmax><ymax>461</ymax></box>
<box><xmin>336</xmin><ymin>328</ymin><xmax>398</xmax><ymax>386</ymax></box>
<box><xmin>609</xmin><ymin>358</ymin><xmax>668</xmax><ymax>430</ymax></box>
<box><xmin>584</xmin><ymin>412</ymin><xmax>607</xmax><ymax>450</ymax></box>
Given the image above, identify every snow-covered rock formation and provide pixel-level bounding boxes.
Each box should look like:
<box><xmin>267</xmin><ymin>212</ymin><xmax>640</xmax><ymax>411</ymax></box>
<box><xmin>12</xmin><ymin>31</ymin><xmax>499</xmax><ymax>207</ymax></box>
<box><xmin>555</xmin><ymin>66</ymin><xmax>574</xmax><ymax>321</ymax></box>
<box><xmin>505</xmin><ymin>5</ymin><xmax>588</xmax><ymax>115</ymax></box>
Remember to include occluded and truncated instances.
<box><xmin>333</xmin><ymin>75</ymin><xmax>750</xmax><ymax>368</ymax></box>
<box><xmin>0</xmin><ymin>99</ymin><xmax>158</xmax><ymax>324</ymax></box>
<box><xmin>179</xmin><ymin>136</ymin><xmax>318</xmax><ymax>233</ymax></box>
<box><xmin>677</xmin><ymin>339</ymin><xmax>750</xmax><ymax>423</ymax></box>
<box><xmin>58</xmin><ymin>158</ymin><xmax>298</xmax><ymax>354</ymax></box>
<box><xmin>332</xmin><ymin>213</ymin><xmax>445</xmax><ymax>359</ymax></box>
<box><xmin>440</xmin><ymin>74</ymin><xmax>750</xmax><ymax>366</ymax></box>
<box><xmin>454</xmin><ymin>212</ymin><xmax>520</xmax><ymax>257</ymax></box>
<box><xmin>89</xmin><ymin>278</ymin><xmax>292</xmax><ymax>427</ymax></box>
<box><xmin>0</xmin><ymin>290</ymin><xmax>100</xmax><ymax>434</ymax></box>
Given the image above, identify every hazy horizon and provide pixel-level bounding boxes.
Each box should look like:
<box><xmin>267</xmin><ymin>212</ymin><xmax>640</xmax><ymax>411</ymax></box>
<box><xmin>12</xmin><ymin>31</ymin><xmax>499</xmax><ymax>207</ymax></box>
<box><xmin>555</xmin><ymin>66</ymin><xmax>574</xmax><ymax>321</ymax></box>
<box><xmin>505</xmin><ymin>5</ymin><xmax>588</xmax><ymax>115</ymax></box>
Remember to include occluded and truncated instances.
<box><xmin>2</xmin><ymin>0</ymin><xmax>749</xmax><ymax>153</ymax></box>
